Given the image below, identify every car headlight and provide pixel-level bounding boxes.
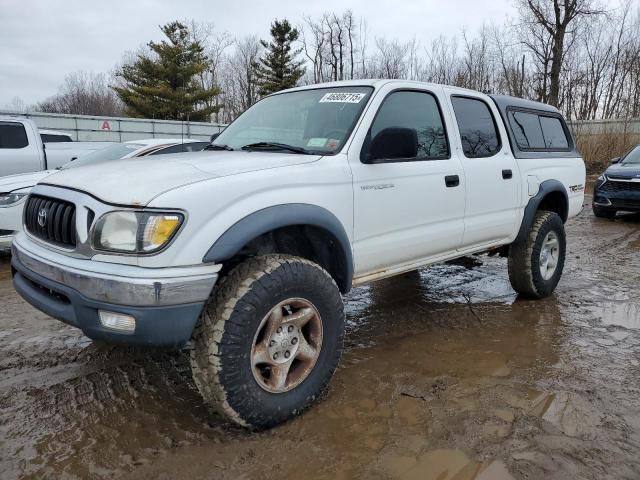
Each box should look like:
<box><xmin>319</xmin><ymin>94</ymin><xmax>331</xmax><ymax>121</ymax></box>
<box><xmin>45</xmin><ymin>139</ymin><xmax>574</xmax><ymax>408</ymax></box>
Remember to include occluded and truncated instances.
<box><xmin>596</xmin><ymin>174</ymin><xmax>607</xmax><ymax>187</ymax></box>
<box><xmin>0</xmin><ymin>191</ymin><xmax>28</xmax><ymax>207</ymax></box>
<box><xmin>93</xmin><ymin>211</ymin><xmax>184</xmax><ymax>253</ymax></box>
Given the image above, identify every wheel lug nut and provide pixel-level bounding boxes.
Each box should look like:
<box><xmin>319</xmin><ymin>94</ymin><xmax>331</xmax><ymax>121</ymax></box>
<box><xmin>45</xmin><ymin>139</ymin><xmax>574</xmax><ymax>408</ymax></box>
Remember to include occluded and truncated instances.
<box><xmin>284</xmin><ymin>351</ymin><xmax>290</xmax><ymax>359</ymax></box>
<box><xmin>291</xmin><ymin>337</ymin><xmax>298</xmax><ymax>345</ymax></box>
<box><xmin>273</xmin><ymin>353</ymin><xmax>279</xmax><ymax>360</ymax></box>
<box><xmin>288</xmin><ymin>325</ymin><xmax>294</xmax><ymax>333</ymax></box>
<box><xmin>276</xmin><ymin>327</ymin><xmax>282</xmax><ymax>333</ymax></box>
<box><xmin>269</xmin><ymin>340</ymin><xmax>275</xmax><ymax>347</ymax></box>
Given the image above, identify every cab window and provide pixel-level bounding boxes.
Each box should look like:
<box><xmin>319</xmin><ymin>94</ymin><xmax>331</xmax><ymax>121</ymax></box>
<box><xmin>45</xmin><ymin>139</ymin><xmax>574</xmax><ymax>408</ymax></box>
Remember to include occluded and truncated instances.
<box><xmin>363</xmin><ymin>90</ymin><xmax>449</xmax><ymax>162</ymax></box>
<box><xmin>41</xmin><ymin>133</ymin><xmax>72</xmax><ymax>143</ymax></box>
<box><xmin>539</xmin><ymin>116</ymin><xmax>569</xmax><ymax>149</ymax></box>
<box><xmin>508</xmin><ymin>111</ymin><xmax>545</xmax><ymax>149</ymax></box>
<box><xmin>0</xmin><ymin>122</ymin><xmax>29</xmax><ymax>149</ymax></box>
<box><xmin>450</xmin><ymin>96</ymin><xmax>501</xmax><ymax>158</ymax></box>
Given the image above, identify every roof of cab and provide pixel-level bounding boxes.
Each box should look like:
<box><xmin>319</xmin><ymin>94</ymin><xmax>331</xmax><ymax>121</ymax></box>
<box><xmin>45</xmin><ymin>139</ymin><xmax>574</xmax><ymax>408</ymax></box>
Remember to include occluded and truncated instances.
<box><xmin>489</xmin><ymin>94</ymin><xmax>561</xmax><ymax>115</ymax></box>
<box><xmin>279</xmin><ymin>80</ymin><xmax>559</xmax><ymax>112</ymax></box>
<box><xmin>282</xmin><ymin>79</ymin><xmax>471</xmax><ymax>94</ymax></box>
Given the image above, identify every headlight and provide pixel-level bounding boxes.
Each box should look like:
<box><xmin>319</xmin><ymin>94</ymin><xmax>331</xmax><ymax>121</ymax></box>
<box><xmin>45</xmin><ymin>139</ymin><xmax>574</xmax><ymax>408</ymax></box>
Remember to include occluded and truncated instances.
<box><xmin>596</xmin><ymin>174</ymin><xmax>607</xmax><ymax>187</ymax></box>
<box><xmin>0</xmin><ymin>192</ymin><xmax>28</xmax><ymax>207</ymax></box>
<box><xmin>93</xmin><ymin>211</ymin><xmax>184</xmax><ymax>254</ymax></box>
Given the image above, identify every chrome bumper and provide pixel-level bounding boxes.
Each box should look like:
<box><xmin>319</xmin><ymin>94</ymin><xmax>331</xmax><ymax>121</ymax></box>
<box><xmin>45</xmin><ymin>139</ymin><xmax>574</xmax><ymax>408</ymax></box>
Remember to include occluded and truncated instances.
<box><xmin>11</xmin><ymin>242</ymin><xmax>218</xmax><ymax>307</ymax></box>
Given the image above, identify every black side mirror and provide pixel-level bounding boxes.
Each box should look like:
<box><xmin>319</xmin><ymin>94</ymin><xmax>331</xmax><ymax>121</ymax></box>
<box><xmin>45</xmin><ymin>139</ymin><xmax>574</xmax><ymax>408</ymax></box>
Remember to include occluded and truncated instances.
<box><xmin>364</xmin><ymin>127</ymin><xmax>418</xmax><ymax>163</ymax></box>
<box><xmin>611</xmin><ymin>157</ymin><xmax>621</xmax><ymax>164</ymax></box>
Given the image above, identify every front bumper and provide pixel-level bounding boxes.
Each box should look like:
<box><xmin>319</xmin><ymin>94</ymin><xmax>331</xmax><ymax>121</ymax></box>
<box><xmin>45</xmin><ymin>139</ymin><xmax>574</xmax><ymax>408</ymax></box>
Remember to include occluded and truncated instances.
<box><xmin>0</xmin><ymin>232</ymin><xmax>15</xmax><ymax>251</ymax></box>
<box><xmin>11</xmin><ymin>241</ymin><xmax>218</xmax><ymax>347</ymax></box>
<box><xmin>594</xmin><ymin>181</ymin><xmax>640</xmax><ymax>211</ymax></box>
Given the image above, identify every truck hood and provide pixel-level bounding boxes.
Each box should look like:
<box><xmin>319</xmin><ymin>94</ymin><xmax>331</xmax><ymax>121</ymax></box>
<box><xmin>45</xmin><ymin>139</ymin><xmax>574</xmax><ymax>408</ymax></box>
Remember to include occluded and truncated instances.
<box><xmin>605</xmin><ymin>162</ymin><xmax>640</xmax><ymax>179</ymax></box>
<box><xmin>0</xmin><ymin>170</ymin><xmax>53</xmax><ymax>193</ymax></box>
<box><xmin>41</xmin><ymin>150</ymin><xmax>321</xmax><ymax>205</ymax></box>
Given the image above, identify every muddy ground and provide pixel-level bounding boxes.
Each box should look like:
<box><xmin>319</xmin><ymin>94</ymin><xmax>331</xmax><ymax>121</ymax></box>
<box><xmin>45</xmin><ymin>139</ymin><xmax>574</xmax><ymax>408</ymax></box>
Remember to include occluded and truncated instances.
<box><xmin>1</xmin><ymin>196</ymin><xmax>640</xmax><ymax>480</ymax></box>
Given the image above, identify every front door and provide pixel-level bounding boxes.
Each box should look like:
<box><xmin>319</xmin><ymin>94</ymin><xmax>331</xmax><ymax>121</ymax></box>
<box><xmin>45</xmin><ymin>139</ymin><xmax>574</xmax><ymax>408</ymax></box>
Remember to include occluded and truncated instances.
<box><xmin>350</xmin><ymin>87</ymin><xmax>466</xmax><ymax>278</ymax></box>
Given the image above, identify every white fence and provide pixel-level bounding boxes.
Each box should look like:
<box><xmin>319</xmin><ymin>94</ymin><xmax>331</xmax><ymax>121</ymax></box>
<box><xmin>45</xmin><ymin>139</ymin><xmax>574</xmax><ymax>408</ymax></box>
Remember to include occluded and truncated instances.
<box><xmin>569</xmin><ymin>118</ymin><xmax>640</xmax><ymax>135</ymax></box>
<box><xmin>0</xmin><ymin>110</ymin><xmax>226</xmax><ymax>142</ymax></box>
<box><xmin>2</xmin><ymin>109</ymin><xmax>638</xmax><ymax>141</ymax></box>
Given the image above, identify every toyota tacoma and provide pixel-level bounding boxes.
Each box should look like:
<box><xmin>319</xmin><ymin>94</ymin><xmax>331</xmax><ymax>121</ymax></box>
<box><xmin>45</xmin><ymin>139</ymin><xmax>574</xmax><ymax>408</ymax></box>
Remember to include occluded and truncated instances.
<box><xmin>11</xmin><ymin>80</ymin><xmax>585</xmax><ymax>428</ymax></box>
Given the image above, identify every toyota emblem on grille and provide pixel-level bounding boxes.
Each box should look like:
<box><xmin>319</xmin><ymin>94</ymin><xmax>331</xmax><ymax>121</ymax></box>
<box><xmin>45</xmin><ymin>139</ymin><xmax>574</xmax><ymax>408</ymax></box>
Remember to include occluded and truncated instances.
<box><xmin>37</xmin><ymin>208</ymin><xmax>47</xmax><ymax>227</ymax></box>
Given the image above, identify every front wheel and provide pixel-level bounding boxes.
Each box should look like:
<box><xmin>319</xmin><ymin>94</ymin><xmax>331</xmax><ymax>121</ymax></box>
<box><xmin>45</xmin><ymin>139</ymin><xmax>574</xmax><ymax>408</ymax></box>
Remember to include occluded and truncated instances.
<box><xmin>190</xmin><ymin>254</ymin><xmax>344</xmax><ymax>429</ymax></box>
<box><xmin>508</xmin><ymin>211</ymin><xmax>566</xmax><ymax>299</ymax></box>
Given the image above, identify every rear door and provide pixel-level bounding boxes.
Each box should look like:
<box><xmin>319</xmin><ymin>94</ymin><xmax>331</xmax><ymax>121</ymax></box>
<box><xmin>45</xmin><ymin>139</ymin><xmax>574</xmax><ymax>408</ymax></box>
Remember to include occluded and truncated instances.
<box><xmin>349</xmin><ymin>85</ymin><xmax>465</xmax><ymax>277</ymax></box>
<box><xmin>444</xmin><ymin>91</ymin><xmax>520</xmax><ymax>247</ymax></box>
<box><xmin>0</xmin><ymin>121</ymin><xmax>41</xmax><ymax>176</ymax></box>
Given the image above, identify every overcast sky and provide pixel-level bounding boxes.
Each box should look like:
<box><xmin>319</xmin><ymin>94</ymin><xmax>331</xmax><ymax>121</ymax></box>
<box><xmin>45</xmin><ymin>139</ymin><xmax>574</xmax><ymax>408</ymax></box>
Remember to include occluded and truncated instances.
<box><xmin>0</xmin><ymin>0</ymin><xmax>516</xmax><ymax>107</ymax></box>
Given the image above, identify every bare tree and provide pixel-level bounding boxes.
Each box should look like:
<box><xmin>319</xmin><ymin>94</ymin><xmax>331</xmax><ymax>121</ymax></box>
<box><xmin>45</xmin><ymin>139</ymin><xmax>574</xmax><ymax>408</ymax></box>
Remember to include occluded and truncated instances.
<box><xmin>517</xmin><ymin>0</ymin><xmax>603</xmax><ymax>106</ymax></box>
<box><xmin>58</xmin><ymin>5</ymin><xmax>636</xmax><ymax>124</ymax></box>
<box><xmin>218</xmin><ymin>36</ymin><xmax>262</xmax><ymax>123</ymax></box>
<box><xmin>6</xmin><ymin>96</ymin><xmax>28</xmax><ymax>113</ymax></box>
<box><xmin>187</xmin><ymin>20</ymin><xmax>234</xmax><ymax>122</ymax></box>
<box><xmin>371</xmin><ymin>37</ymin><xmax>411</xmax><ymax>79</ymax></box>
<box><xmin>38</xmin><ymin>71</ymin><xmax>124</xmax><ymax>116</ymax></box>
<box><xmin>301</xmin><ymin>11</ymin><xmax>361</xmax><ymax>83</ymax></box>
<box><xmin>423</xmin><ymin>36</ymin><xmax>459</xmax><ymax>84</ymax></box>
<box><xmin>489</xmin><ymin>24</ymin><xmax>528</xmax><ymax>98</ymax></box>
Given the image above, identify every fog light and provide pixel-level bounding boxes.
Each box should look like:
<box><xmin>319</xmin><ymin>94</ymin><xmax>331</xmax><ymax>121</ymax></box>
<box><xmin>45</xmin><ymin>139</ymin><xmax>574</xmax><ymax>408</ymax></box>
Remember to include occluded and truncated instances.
<box><xmin>99</xmin><ymin>310</ymin><xmax>136</xmax><ymax>333</ymax></box>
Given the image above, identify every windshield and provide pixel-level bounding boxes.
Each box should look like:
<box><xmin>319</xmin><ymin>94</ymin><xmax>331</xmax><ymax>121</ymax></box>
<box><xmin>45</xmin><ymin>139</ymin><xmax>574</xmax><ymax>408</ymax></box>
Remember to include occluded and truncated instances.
<box><xmin>621</xmin><ymin>146</ymin><xmax>640</xmax><ymax>165</ymax></box>
<box><xmin>61</xmin><ymin>143</ymin><xmax>144</xmax><ymax>169</ymax></box>
<box><xmin>212</xmin><ymin>86</ymin><xmax>374</xmax><ymax>154</ymax></box>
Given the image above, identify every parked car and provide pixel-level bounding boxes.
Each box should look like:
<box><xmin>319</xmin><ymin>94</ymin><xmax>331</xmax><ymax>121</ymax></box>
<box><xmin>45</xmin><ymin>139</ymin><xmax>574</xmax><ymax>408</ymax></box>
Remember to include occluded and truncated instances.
<box><xmin>59</xmin><ymin>138</ymin><xmax>208</xmax><ymax>167</ymax></box>
<box><xmin>0</xmin><ymin>138</ymin><xmax>209</xmax><ymax>250</ymax></box>
<box><xmin>43</xmin><ymin>141</ymin><xmax>115</xmax><ymax>165</ymax></box>
<box><xmin>10</xmin><ymin>80</ymin><xmax>585</xmax><ymax>429</ymax></box>
<box><xmin>39</xmin><ymin>129</ymin><xmax>73</xmax><ymax>143</ymax></box>
<box><xmin>0</xmin><ymin>116</ymin><xmax>114</xmax><ymax>176</ymax></box>
<box><xmin>592</xmin><ymin>145</ymin><xmax>640</xmax><ymax>218</ymax></box>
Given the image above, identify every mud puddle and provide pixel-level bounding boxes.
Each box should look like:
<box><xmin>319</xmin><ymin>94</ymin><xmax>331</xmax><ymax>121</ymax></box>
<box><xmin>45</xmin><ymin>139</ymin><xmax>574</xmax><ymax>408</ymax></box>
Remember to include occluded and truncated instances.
<box><xmin>1</xmin><ymin>197</ymin><xmax>640</xmax><ymax>479</ymax></box>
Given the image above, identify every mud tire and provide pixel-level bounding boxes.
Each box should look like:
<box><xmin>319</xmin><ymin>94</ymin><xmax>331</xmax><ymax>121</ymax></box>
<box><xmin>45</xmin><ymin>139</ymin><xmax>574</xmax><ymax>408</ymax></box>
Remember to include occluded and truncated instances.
<box><xmin>190</xmin><ymin>254</ymin><xmax>344</xmax><ymax>429</ymax></box>
<box><xmin>508</xmin><ymin>211</ymin><xmax>566</xmax><ymax>299</ymax></box>
<box><xmin>592</xmin><ymin>205</ymin><xmax>617</xmax><ymax>219</ymax></box>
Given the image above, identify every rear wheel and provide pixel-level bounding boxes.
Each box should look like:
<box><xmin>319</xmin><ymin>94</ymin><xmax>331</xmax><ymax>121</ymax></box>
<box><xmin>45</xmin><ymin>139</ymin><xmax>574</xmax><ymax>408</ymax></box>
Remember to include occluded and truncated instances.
<box><xmin>592</xmin><ymin>205</ymin><xmax>617</xmax><ymax>219</ymax></box>
<box><xmin>190</xmin><ymin>254</ymin><xmax>344</xmax><ymax>429</ymax></box>
<box><xmin>508</xmin><ymin>211</ymin><xmax>566</xmax><ymax>299</ymax></box>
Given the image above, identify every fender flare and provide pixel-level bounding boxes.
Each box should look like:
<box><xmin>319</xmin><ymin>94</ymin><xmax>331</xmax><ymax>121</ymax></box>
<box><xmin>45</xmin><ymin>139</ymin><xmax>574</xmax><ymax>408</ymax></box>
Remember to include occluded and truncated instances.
<box><xmin>515</xmin><ymin>179</ymin><xmax>569</xmax><ymax>244</ymax></box>
<box><xmin>203</xmin><ymin>204</ymin><xmax>354</xmax><ymax>291</ymax></box>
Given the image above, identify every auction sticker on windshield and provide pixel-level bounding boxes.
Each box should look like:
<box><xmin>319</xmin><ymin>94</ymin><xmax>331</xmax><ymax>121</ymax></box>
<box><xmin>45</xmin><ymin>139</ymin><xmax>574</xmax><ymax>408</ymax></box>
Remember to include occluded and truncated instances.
<box><xmin>319</xmin><ymin>92</ymin><xmax>366</xmax><ymax>103</ymax></box>
<box><xmin>307</xmin><ymin>138</ymin><xmax>327</xmax><ymax>147</ymax></box>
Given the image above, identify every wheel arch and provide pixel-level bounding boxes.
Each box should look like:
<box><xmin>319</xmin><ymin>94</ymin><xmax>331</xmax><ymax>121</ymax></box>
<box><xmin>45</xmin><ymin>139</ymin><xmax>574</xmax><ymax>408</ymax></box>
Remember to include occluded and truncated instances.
<box><xmin>515</xmin><ymin>179</ymin><xmax>569</xmax><ymax>244</ymax></box>
<box><xmin>203</xmin><ymin>204</ymin><xmax>354</xmax><ymax>293</ymax></box>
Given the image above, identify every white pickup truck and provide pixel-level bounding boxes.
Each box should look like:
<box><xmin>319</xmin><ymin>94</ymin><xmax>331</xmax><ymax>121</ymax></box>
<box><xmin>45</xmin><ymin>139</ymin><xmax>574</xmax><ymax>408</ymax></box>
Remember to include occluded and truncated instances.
<box><xmin>11</xmin><ymin>80</ymin><xmax>585</xmax><ymax>429</ymax></box>
<box><xmin>0</xmin><ymin>116</ymin><xmax>111</xmax><ymax>177</ymax></box>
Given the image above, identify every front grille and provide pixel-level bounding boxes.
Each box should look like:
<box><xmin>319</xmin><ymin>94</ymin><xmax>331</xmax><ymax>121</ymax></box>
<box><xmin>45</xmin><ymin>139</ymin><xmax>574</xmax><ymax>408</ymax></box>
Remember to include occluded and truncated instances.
<box><xmin>24</xmin><ymin>194</ymin><xmax>77</xmax><ymax>248</ymax></box>
<box><xmin>611</xmin><ymin>198</ymin><xmax>640</xmax><ymax>209</ymax></box>
<box><xmin>600</xmin><ymin>179</ymin><xmax>640</xmax><ymax>193</ymax></box>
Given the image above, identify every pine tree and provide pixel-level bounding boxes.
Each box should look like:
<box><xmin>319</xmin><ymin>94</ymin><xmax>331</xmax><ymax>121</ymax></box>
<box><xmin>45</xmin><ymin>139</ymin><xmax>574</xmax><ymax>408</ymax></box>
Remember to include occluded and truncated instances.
<box><xmin>254</xmin><ymin>19</ymin><xmax>306</xmax><ymax>96</ymax></box>
<box><xmin>113</xmin><ymin>21</ymin><xmax>220</xmax><ymax>121</ymax></box>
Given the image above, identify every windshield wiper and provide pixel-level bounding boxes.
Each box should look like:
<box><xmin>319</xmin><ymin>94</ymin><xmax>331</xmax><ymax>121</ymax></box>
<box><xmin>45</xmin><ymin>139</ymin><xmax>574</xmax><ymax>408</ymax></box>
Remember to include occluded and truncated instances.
<box><xmin>205</xmin><ymin>143</ymin><xmax>234</xmax><ymax>151</ymax></box>
<box><xmin>240</xmin><ymin>142</ymin><xmax>312</xmax><ymax>154</ymax></box>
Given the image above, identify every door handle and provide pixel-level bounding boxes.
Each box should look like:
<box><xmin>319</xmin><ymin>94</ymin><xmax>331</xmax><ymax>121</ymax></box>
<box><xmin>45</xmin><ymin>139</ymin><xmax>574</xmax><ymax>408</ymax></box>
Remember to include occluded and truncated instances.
<box><xmin>502</xmin><ymin>169</ymin><xmax>513</xmax><ymax>180</ymax></box>
<box><xmin>445</xmin><ymin>175</ymin><xmax>460</xmax><ymax>188</ymax></box>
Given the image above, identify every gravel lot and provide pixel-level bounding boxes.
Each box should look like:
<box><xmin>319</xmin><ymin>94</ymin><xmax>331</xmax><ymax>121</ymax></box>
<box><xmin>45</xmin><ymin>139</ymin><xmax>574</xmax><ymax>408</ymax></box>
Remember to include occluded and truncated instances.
<box><xmin>1</xmin><ymin>195</ymin><xmax>640</xmax><ymax>480</ymax></box>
